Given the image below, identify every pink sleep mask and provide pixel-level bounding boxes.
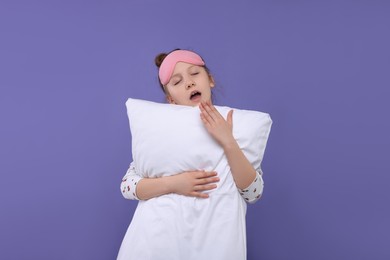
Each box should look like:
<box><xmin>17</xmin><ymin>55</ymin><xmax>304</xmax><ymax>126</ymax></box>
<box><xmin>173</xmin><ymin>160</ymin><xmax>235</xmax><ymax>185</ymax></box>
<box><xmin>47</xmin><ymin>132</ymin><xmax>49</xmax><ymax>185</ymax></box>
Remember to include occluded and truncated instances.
<box><xmin>158</xmin><ymin>50</ymin><xmax>205</xmax><ymax>85</ymax></box>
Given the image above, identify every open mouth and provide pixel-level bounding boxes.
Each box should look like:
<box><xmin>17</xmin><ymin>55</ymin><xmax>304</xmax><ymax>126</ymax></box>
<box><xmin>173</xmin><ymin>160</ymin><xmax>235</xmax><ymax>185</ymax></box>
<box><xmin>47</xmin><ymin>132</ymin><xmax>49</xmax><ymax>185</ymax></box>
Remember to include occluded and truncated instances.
<box><xmin>190</xmin><ymin>91</ymin><xmax>202</xmax><ymax>100</ymax></box>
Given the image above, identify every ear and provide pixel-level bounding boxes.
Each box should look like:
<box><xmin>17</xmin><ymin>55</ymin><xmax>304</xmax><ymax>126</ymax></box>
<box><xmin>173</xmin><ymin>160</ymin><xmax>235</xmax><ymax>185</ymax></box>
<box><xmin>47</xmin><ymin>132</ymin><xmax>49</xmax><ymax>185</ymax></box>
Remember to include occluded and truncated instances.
<box><xmin>209</xmin><ymin>75</ymin><xmax>215</xmax><ymax>88</ymax></box>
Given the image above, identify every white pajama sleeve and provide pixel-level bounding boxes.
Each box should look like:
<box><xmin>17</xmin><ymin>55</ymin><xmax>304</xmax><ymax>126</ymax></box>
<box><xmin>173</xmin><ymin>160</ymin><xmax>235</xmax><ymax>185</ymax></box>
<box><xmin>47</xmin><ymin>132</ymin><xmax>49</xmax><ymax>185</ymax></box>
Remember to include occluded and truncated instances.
<box><xmin>120</xmin><ymin>161</ymin><xmax>142</xmax><ymax>200</ymax></box>
<box><xmin>238</xmin><ymin>170</ymin><xmax>264</xmax><ymax>204</ymax></box>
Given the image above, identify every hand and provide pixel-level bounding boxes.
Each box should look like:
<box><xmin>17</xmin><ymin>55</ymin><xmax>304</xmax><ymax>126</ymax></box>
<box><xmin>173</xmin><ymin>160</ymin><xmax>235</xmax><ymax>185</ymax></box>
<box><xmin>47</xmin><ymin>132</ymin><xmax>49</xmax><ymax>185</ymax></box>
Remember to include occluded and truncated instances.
<box><xmin>168</xmin><ymin>170</ymin><xmax>220</xmax><ymax>198</ymax></box>
<box><xmin>199</xmin><ymin>101</ymin><xmax>235</xmax><ymax>148</ymax></box>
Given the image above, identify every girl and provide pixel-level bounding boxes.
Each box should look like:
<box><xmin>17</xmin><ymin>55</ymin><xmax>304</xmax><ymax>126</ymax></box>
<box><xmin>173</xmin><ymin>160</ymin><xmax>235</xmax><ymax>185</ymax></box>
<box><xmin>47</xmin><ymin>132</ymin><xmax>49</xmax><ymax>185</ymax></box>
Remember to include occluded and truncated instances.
<box><xmin>118</xmin><ymin>49</ymin><xmax>268</xmax><ymax>260</ymax></box>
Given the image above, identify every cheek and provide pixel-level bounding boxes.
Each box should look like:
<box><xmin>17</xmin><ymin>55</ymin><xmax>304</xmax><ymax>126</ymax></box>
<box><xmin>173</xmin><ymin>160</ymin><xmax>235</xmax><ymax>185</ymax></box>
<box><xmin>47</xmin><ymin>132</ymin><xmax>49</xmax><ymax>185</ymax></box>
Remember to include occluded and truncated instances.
<box><xmin>166</xmin><ymin>91</ymin><xmax>182</xmax><ymax>103</ymax></box>
<box><xmin>171</xmin><ymin>87</ymin><xmax>185</xmax><ymax>95</ymax></box>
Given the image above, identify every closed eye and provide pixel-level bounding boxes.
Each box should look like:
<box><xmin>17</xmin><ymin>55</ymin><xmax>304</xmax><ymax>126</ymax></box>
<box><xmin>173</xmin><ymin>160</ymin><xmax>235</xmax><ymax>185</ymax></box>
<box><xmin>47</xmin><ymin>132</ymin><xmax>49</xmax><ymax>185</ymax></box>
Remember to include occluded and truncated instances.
<box><xmin>170</xmin><ymin>76</ymin><xmax>182</xmax><ymax>86</ymax></box>
<box><xmin>173</xmin><ymin>79</ymin><xmax>181</xmax><ymax>86</ymax></box>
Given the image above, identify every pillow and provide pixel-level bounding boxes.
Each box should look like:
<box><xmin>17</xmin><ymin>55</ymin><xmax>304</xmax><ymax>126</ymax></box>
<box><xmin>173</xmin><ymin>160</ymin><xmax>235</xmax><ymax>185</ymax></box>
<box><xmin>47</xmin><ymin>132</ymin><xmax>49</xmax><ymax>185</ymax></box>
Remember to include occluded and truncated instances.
<box><xmin>125</xmin><ymin>98</ymin><xmax>272</xmax><ymax>178</ymax></box>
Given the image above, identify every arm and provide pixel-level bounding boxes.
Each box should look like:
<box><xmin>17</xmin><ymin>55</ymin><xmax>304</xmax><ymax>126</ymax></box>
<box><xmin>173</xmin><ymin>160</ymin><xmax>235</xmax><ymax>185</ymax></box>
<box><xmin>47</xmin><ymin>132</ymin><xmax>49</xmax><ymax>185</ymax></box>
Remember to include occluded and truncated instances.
<box><xmin>238</xmin><ymin>170</ymin><xmax>264</xmax><ymax>203</ymax></box>
<box><xmin>121</xmin><ymin>162</ymin><xmax>142</xmax><ymax>200</ymax></box>
<box><xmin>199</xmin><ymin>101</ymin><xmax>264</xmax><ymax>194</ymax></box>
<box><xmin>121</xmin><ymin>162</ymin><xmax>220</xmax><ymax>201</ymax></box>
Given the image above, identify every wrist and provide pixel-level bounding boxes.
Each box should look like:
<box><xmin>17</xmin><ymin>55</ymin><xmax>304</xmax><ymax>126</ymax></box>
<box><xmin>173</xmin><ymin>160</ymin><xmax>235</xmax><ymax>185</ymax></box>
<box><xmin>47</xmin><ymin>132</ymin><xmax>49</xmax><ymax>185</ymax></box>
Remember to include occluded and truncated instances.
<box><xmin>221</xmin><ymin>138</ymin><xmax>239</xmax><ymax>151</ymax></box>
<box><xmin>163</xmin><ymin>175</ymin><xmax>176</xmax><ymax>194</ymax></box>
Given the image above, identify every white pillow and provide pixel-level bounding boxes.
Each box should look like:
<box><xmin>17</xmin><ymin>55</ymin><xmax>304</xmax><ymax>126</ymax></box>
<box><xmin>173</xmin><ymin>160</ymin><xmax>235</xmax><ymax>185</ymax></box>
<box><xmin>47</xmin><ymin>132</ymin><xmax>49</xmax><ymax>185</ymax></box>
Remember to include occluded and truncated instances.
<box><xmin>125</xmin><ymin>98</ymin><xmax>272</xmax><ymax>178</ymax></box>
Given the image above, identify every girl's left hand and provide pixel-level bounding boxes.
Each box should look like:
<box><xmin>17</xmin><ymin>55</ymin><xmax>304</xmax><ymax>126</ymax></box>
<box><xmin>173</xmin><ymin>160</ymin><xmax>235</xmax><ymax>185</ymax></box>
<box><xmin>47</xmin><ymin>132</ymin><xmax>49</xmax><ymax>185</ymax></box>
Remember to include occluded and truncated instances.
<box><xmin>199</xmin><ymin>101</ymin><xmax>235</xmax><ymax>148</ymax></box>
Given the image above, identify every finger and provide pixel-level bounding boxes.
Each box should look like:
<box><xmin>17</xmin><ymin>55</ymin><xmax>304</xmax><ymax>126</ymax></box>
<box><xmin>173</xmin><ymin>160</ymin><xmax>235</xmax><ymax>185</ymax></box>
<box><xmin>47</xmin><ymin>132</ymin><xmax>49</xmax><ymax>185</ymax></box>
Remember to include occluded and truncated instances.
<box><xmin>195</xmin><ymin>176</ymin><xmax>220</xmax><ymax>185</ymax></box>
<box><xmin>190</xmin><ymin>192</ymin><xmax>209</xmax><ymax>199</ymax></box>
<box><xmin>193</xmin><ymin>184</ymin><xmax>218</xmax><ymax>191</ymax></box>
<box><xmin>206</xmin><ymin>101</ymin><xmax>224</xmax><ymax>119</ymax></box>
<box><xmin>202</xmin><ymin>102</ymin><xmax>218</xmax><ymax>118</ymax></box>
<box><xmin>200</xmin><ymin>103</ymin><xmax>215</xmax><ymax>124</ymax></box>
<box><xmin>208</xmin><ymin>101</ymin><xmax>219</xmax><ymax>114</ymax></box>
<box><xmin>199</xmin><ymin>105</ymin><xmax>209</xmax><ymax>124</ymax></box>
<box><xmin>201</xmin><ymin>102</ymin><xmax>212</xmax><ymax>116</ymax></box>
<box><xmin>200</xmin><ymin>112</ymin><xmax>211</xmax><ymax>127</ymax></box>
<box><xmin>195</xmin><ymin>171</ymin><xmax>217</xmax><ymax>178</ymax></box>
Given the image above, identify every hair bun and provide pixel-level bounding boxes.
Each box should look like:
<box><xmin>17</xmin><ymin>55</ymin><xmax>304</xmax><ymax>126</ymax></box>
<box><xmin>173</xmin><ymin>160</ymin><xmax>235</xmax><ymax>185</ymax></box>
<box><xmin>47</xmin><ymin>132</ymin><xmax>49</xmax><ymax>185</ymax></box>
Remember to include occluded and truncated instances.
<box><xmin>155</xmin><ymin>49</ymin><xmax>182</xmax><ymax>68</ymax></box>
<box><xmin>155</xmin><ymin>53</ymin><xmax>168</xmax><ymax>68</ymax></box>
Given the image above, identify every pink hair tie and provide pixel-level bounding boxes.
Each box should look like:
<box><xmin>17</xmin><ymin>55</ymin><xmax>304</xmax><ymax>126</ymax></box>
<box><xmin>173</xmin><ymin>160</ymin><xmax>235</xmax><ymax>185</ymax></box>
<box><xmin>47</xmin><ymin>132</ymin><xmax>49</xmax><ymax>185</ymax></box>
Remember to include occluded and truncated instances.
<box><xmin>159</xmin><ymin>50</ymin><xmax>205</xmax><ymax>85</ymax></box>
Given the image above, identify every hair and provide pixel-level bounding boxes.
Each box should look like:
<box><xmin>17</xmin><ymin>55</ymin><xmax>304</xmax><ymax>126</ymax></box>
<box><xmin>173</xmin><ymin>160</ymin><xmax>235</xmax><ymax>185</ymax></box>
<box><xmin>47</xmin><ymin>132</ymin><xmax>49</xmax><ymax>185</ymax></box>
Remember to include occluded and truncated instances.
<box><xmin>154</xmin><ymin>48</ymin><xmax>213</xmax><ymax>94</ymax></box>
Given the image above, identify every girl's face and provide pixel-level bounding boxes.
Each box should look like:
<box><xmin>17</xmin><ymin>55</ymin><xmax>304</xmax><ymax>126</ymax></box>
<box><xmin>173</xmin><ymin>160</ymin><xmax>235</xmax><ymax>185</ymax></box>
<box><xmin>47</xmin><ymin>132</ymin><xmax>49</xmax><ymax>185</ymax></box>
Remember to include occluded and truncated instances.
<box><xmin>164</xmin><ymin>62</ymin><xmax>215</xmax><ymax>106</ymax></box>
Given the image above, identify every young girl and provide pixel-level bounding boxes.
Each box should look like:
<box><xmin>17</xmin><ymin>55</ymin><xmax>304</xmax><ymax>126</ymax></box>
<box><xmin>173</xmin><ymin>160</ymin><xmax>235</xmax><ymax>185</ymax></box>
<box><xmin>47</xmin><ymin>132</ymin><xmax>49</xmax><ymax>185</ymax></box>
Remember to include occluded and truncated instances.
<box><xmin>118</xmin><ymin>49</ymin><xmax>268</xmax><ymax>260</ymax></box>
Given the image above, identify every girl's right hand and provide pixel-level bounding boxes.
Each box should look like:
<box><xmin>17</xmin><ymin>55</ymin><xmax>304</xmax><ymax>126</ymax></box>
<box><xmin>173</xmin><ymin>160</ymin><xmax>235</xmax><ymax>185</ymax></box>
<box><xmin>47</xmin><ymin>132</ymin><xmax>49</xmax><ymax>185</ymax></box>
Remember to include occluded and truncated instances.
<box><xmin>167</xmin><ymin>171</ymin><xmax>220</xmax><ymax>198</ymax></box>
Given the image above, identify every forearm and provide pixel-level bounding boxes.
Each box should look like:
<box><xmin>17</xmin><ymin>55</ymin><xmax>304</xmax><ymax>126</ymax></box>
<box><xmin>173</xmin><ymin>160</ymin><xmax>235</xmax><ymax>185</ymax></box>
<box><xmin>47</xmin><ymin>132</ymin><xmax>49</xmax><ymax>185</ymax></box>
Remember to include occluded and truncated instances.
<box><xmin>121</xmin><ymin>163</ymin><xmax>143</xmax><ymax>200</ymax></box>
<box><xmin>135</xmin><ymin>177</ymin><xmax>173</xmax><ymax>200</ymax></box>
<box><xmin>137</xmin><ymin>171</ymin><xmax>219</xmax><ymax>200</ymax></box>
<box><xmin>199</xmin><ymin>103</ymin><xmax>257</xmax><ymax>190</ymax></box>
<box><xmin>121</xmin><ymin>162</ymin><xmax>220</xmax><ymax>201</ymax></box>
<box><xmin>239</xmin><ymin>170</ymin><xmax>264</xmax><ymax>203</ymax></box>
<box><xmin>121</xmin><ymin>162</ymin><xmax>172</xmax><ymax>200</ymax></box>
<box><xmin>222</xmin><ymin>140</ymin><xmax>257</xmax><ymax>190</ymax></box>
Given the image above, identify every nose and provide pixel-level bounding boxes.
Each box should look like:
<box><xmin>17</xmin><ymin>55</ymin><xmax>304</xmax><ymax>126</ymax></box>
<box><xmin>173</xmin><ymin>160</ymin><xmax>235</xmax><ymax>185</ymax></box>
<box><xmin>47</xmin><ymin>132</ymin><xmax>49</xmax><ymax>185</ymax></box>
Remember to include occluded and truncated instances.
<box><xmin>186</xmin><ymin>80</ymin><xmax>196</xmax><ymax>90</ymax></box>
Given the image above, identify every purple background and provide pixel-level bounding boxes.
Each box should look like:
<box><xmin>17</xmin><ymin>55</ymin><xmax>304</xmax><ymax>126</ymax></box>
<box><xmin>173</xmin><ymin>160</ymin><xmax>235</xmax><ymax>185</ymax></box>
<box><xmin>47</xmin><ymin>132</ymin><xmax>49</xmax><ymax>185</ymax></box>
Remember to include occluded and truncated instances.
<box><xmin>1</xmin><ymin>1</ymin><xmax>389</xmax><ymax>259</ymax></box>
